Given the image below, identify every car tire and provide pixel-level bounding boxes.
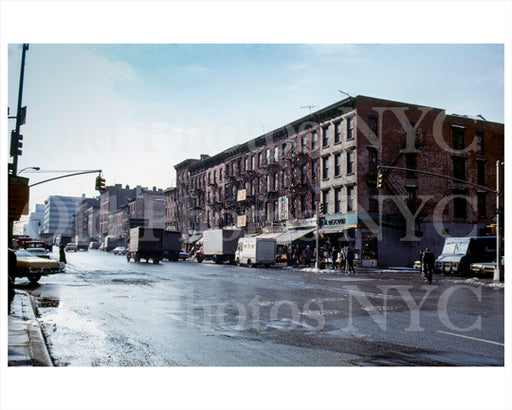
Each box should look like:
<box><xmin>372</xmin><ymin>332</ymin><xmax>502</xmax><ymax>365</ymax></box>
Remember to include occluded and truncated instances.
<box><xmin>29</xmin><ymin>274</ymin><xmax>41</xmax><ymax>284</ymax></box>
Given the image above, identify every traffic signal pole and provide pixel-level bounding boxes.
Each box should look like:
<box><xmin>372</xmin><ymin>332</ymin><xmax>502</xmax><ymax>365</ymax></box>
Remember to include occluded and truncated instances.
<box><xmin>12</xmin><ymin>44</ymin><xmax>29</xmax><ymax>176</ymax></box>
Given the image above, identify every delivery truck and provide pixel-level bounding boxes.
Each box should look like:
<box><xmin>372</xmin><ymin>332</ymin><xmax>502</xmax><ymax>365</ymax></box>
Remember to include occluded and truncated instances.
<box><xmin>196</xmin><ymin>228</ymin><xmax>244</xmax><ymax>264</ymax></box>
<box><xmin>126</xmin><ymin>227</ymin><xmax>164</xmax><ymax>264</ymax></box>
<box><xmin>162</xmin><ymin>230</ymin><xmax>182</xmax><ymax>262</ymax></box>
<box><xmin>435</xmin><ymin>236</ymin><xmax>496</xmax><ymax>275</ymax></box>
<box><xmin>235</xmin><ymin>237</ymin><xmax>276</xmax><ymax>268</ymax></box>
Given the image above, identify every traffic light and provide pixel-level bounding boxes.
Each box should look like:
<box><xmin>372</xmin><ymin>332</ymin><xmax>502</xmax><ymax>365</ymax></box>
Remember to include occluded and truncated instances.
<box><xmin>319</xmin><ymin>202</ymin><xmax>324</xmax><ymax>213</ymax></box>
<box><xmin>10</xmin><ymin>131</ymin><xmax>23</xmax><ymax>157</ymax></box>
<box><xmin>376</xmin><ymin>172</ymin><xmax>384</xmax><ymax>189</ymax></box>
<box><xmin>95</xmin><ymin>175</ymin><xmax>106</xmax><ymax>191</ymax></box>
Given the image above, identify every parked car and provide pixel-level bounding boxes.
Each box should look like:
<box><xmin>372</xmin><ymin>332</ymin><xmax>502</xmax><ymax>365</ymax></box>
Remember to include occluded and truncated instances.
<box><xmin>11</xmin><ymin>248</ymin><xmax>62</xmax><ymax>284</ymax></box>
<box><xmin>470</xmin><ymin>257</ymin><xmax>504</xmax><ymax>275</ymax></box>
<box><xmin>65</xmin><ymin>242</ymin><xmax>78</xmax><ymax>252</ymax></box>
<box><xmin>25</xmin><ymin>247</ymin><xmax>51</xmax><ymax>259</ymax></box>
<box><xmin>112</xmin><ymin>246</ymin><xmax>127</xmax><ymax>255</ymax></box>
<box><xmin>179</xmin><ymin>251</ymin><xmax>189</xmax><ymax>260</ymax></box>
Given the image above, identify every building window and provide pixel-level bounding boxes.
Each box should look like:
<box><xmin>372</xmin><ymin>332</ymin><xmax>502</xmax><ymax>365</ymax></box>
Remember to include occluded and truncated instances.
<box><xmin>274</xmin><ymin>173</ymin><xmax>278</xmax><ymax>191</ymax></box>
<box><xmin>452</xmin><ymin>126</ymin><xmax>466</xmax><ymax>150</ymax></box>
<box><xmin>405</xmin><ymin>153</ymin><xmax>417</xmax><ymax>178</ymax></box>
<box><xmin>301</xmin><ymin>164</ymin><xmax>307</xmax><ymax>184</ymax></box>
<box><xmin>266</xmin><ymin>175</ymin><xmax>270</xmax><ymax>192</ymax></box>
<box><xmin>347</xmin><ymin>117</ymin><xmax>354</xmax><ymax>140</ymax></box>
<box><xmin>302</xmin><ymin>136</ymin><xmax>307</xmax><ymax>153</ymax></box>
<box><xmin>312</xmin><ymin>159</ymin><xmax>318</xmax><ymax>182</ymax></box>
<box><xmin>347</xmin><ymin>150</ymin><xmax>354</xmax><ymax>174</ymax></box>
<box><xmin>322</xmin><ymin>127</ymin><xmax>329</xmax><ymax>147</ymax></box>
<box><xmin>282</xmin><ymin>143</ymin><xmax>287</xmax><ymax>157</ymax></box>
<box><xmin>368</xmin><ymin>115</ymin><xmax>378</xmax><ymax>140</ymax></box>
<box><xmin>258</xmin><ymin>152</ymin><xmax>262</xmax><ymax>168</ymax></box>
<box><xmin>274</xmin><ymin>146</ymin><xmax>279</xmax><ymax>163</ymax></box>
<box><xmin>208</xmin><ymin>172</ymin><xmax>211</xmax><ymax>184</ymax></box>
<box><xmin>251</xmin><ymin>155</ymin><xmax>255</xmax><ymax>171</ymax></box>
<box><xmin>273</xmin><ymin>201</ymin><xmax>278</xmax><ymax>221</ymax></box>
<box><xmin>266</xmin><ymin>149</ymin><xmax>271</xmax><ymax>165</ymax></box>
<box><xmin>244</xmin><ymin>156</ymin><xmax>248</xmax><ymax>171</ymax></box>
<box><xmin>452</xmin><ymin>157</ymin><xmax>466</xmax><ymax>181</ymax></box>
<box><xmin>453</xmin><ymin>190</ymin><xmax>467</xmax><ymax>219</ymax></box>
<box><xmin>213</xmin><ymin>170</ymin><xmax>217</xmax><ymax>183</ymax></box>
<box><xmin>368</xmin><ymin>148</ymin><xmax>378</xmax><ymax>176</ymax></box>
<box><xmin>290</xmin><ymin>139</ymin><xmax>296</xmax><ymax>154</ymax></box>
<box><xmin>312</xmin><ymin>130</ymin><xmax>318</xmax><ymax>150</ymax></box>
<box><xmin>334</xmin><ymin>153</ymin><xmax>342</xmax><ymax>177</ymax></box>
<box><xmin>322</xmin><ymin>156</ymin><xmax>329</xmax><ymax>179</ymax></box>
<box><xmin>406</xmin><ymin>186</ymin><xmax>418</xmax><ymax>213</ymax></box>
<box><xmin>334</xmin><ymin>187</ymin><xmax>342</xmax><ymax>213</ymax></box>
<box><xmin>476</xmin><ymin>131</ymin><xmax>484</xmax><ymax>154</ymax></box>
<box><xmin>300</xmin><ymin>195</ymin><xmax>307</xmax><ymax>215</ymax></box>
<box><xmin>334</xmin><ymin>122</ymin><xmax>342</xmax><ymax>143</ymax></box>
<box><xmin>477</xmin><ymin>192</ymin><xmax>487</xmax><ymax>219</ymax></box>
<box><xmin>347</xmin><ymin>186</ymin><xmax>354</xmax><ymax>212</ymax></box>
<box><xmin>477</xmin><ymin>159</ymin><xmax>486</xmax><ymax>186</ymax></box>
<box><xmin>322</xmin><ymin>190</ymin><xmax>329</xmax><ymax>214</ymax></box>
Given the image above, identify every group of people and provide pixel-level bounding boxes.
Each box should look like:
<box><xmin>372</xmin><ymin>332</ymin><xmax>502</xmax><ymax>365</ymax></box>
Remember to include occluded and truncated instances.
<box><xmin>419</xmin><ymin>247</ymin><xmax>435</xmax><ymax>284</ymax></box>
<box><xmin>330</xmin><ymin>246</ymin><xmax>356</xmax><ymax>273</ymax></box>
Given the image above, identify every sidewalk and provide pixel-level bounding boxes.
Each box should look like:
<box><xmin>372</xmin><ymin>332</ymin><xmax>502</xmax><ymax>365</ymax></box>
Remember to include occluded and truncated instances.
<box><xmin>8</xmin><ymin>290</ymin><xmax>53</xmax><ymax>366</ymax></box>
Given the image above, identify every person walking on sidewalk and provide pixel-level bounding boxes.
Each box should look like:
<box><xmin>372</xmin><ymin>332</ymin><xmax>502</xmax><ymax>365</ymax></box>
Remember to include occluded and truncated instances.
<box><xmin>422</xmin><ymin>247</ymin><xmax>435</xmax><ymax>284</ymax></box>
<box><xmin>346</xmin><ymin>246</ymin><xmax>356</xmax><ymax>273</ymax></box>
<box><xmin>331</xmin><ymin>247</ymin><xmax>338</xmax><ymax>270</ymax></box>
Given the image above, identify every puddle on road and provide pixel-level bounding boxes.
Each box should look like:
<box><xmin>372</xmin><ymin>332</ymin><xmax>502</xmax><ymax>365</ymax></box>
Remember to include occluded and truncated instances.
<box><xmin>37</xmin><ymin>296</ymin><xmax>60</xmax><ymax>308</ymax></box>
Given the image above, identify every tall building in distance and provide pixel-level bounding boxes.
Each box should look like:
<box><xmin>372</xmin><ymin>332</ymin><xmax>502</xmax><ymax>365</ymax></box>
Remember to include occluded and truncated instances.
<box><xmin>43</xmin><ymin>195</ymin><xmax>82</xmax><ymax>238</ymax></box>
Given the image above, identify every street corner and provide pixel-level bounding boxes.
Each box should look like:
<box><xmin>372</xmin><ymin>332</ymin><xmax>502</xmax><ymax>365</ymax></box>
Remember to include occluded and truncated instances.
<box><xmin>8</xmin><ymin>290</ymin><xmax>53</xmax><ymax>367</ymax></box>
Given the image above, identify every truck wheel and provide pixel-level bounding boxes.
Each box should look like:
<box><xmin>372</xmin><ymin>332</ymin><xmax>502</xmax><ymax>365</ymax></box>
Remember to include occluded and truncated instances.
<box><xmin>134</xmin><ymin>255</ymin><xmax>140</xmax><ymax>263</ymax></box>
<box><xmin>214</xmin><ymin>255</ymin><xmax>222</xmax><ymax>264</ymax></box>
<box><xmin>236</xmin><ymin>258</ymin><xmax>241</xmax><ymax>267</ymax></box>
<box><xmin>153</xmin><ymin>258</ymin><xmax>160</xmax><ymax>264</ymax></box>
<box><xmin>197</xmin><ymin>255</ymin><xmax>203</xmax><ymax>263</ymax></box>
<box><xmin>126</xmin><ymin>254</ymin><xmax>131</xmax><ymax>262</ymax></box>
<box><xmin>29</xmin><ymin>275</ymin><xmax>41</xmax><ymax>284</ymax></box>
<box><xmin>247</xmin><ymin>259</ymin><xmax>252</xmax><ymax>268</ymax></box>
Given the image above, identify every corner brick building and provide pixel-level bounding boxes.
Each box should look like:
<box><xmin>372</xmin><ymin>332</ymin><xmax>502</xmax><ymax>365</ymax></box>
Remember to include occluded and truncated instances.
<box><xmin>167</xmin><ymin>95</ymin><xmax>504</xmax><ymax>267</ymax></box>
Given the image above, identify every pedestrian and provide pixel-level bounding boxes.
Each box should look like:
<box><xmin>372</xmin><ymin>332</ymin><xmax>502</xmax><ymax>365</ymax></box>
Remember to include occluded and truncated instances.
<box><xmin>422</xmin><ymin>247</ymin><xmax>435</xmax><ymax>284</ymax></box>
<box><xmin>419</xmin><ymin>249</ymin><xmax>425</xmax><ymax>278</ymax></box>
<box><xmin>59</xmin><ymin>245</ymin><xmax>67</xmax><ymax>264</ymax></box>
<box><xmin>340</xmin><ymin>246</ymin><xmax>347</xmax><ymax>270</ymax></box>
<box><xmin>346</xmin><ymin>246</ymin><xmax>356</xmax><ymax>273</ymax></box>
<box><xmin>303</xmin><ymin>245</ymin><xmax>312</xmax><ymax>267</ymax></box>
<box><xmin>331</xmin><ymin>247</ymin><xmax>338</xmax><ymax>270</ymax></box>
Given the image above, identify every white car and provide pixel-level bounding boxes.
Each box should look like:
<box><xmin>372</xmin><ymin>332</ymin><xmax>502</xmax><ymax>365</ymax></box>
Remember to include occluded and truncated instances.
<box><xmin>112</xmin><ymin>246</ymin><xmax>127</xmax><ymax>255</ymax></box>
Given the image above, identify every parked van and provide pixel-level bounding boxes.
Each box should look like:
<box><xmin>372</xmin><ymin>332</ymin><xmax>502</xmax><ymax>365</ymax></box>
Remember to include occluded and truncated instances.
<box><xmin>435</xmin><ymin>236</ymin><xmax>496</xmax><ymax>275</ymax></box>
<box><xmin>235</xmin><ymin>237</ymin><xmax>277</xmax><ymax>268</ymax></box>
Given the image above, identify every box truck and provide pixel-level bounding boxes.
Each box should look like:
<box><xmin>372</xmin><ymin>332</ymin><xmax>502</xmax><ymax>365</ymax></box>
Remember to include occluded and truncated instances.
<box><xmin>196</xmin><ymin>228</ymin><xmax>244</xmax><ymax>264</ymax></box>
<box><xmin>162</xmin><ymin>230</ymin><xmax>182</xmax><ymax>262</ymax></box>
<box><xmin>127</xmin><ymin>227</ymin><xmax>164</xmax><ymax>264</ymax></box>
<box><xmin>235</xmin><ymin>237</ymin><xmax>276</xmax><ymax>268</ymax></box>
<box><xmin>435</xmin><ymin>236</ymin><xmax>496</xmax><ymax>275</ymax></box>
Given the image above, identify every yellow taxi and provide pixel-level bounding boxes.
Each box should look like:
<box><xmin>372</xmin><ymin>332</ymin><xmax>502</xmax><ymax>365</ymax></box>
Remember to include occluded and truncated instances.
<box><xmin>10</xmin><ymin>249</ymin><xmax>62</xmax><ymax>284</ymax></box>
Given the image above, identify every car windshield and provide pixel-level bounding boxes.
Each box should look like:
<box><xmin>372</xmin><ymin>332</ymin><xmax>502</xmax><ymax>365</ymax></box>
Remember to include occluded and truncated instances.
<box><xmin>27</xmin><ymin>249</ymin><xmax>47</xmax><ymax>254</ymax></box>
<box><xmin>442</xmin><ymin>241</ymin><xmax>469</xmax><ymax>254</ymax></box>
<box><xmin>15</xmin><ymin>249</ymin><xmax>35</xmax><ymax>257</ymax></box>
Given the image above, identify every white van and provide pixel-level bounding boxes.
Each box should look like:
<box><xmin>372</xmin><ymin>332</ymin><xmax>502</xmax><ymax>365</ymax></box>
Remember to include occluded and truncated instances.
<box><xmin>235</xmin><ymin>237</ymin><xmax>276</xmax><ymax>268</ymax></box>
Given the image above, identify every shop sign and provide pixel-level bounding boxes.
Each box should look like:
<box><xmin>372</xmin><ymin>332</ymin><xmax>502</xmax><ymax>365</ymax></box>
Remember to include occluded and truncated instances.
<box><xmin>237</xmin><ymin>189</ymin><xmax>247</xmax><ymax>202</ymax></box>
<box><xmin>237</xmin><ymin>214</ymin><xmax>247</xmax><ymax>227</ymax></box>
<box><xmin>278</xmin><ymin>196</ymin><xmax>288</xmax><ymax>220</ymax></box>
<box><xmin>8</xmin><ymin>175</ymin><xmax>29</xmax><ymax>219</ymax></box>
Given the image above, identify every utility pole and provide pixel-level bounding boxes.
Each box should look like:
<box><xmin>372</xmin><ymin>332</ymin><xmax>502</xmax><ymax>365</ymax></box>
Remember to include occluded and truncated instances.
<box><xmin>11</xmin><ymin>43</ymin><xmax>29</xmax><ymax>176</ymax></box>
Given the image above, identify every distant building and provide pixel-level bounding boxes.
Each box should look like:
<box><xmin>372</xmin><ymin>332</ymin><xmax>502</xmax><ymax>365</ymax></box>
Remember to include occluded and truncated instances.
<box><xmin>23</xmin><ymin>204</ymin><xmax>45</xmax><ymax>238</ymax></box>
<box><xmin>43</xmin><ymin>195</ymin><xmax>82</xmax><ymax>238</ymax></box>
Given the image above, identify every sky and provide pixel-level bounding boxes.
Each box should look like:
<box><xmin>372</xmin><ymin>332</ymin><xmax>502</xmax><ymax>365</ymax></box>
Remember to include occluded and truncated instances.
<box><xmin>7</xmin><ymin>42</ymin><xmax>505</xmax><ymax>222</ymax></box>
<box><xmin>2</xmin><ymin>2</ymin><xmax>512</xmax><ymax>410</ymax></box>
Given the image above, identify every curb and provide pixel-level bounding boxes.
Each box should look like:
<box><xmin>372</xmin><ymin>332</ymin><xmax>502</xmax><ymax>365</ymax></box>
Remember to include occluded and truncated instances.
<box><xmin>8</xmin><ymin>290</ymin><xmax>53</xmax><ymax>367</ymax></box>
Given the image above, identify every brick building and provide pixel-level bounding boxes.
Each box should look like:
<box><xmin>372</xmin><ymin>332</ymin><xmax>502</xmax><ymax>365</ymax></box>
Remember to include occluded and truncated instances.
<box><xmin>167</xmin><ymin>95</ymin><xmax>504</xmax><ymax>267</ymax></box>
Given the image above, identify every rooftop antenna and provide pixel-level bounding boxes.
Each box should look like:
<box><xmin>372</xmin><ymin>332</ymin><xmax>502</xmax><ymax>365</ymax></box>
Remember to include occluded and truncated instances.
<box><xmin>301</xmin><ymin>105</ymin><xmax>318</xmax><ymax>115</ymax></box>
<box><xmin>338</xmin><ymin>90</ymin><xmax>352</xmax><ymax>98</ymax></box>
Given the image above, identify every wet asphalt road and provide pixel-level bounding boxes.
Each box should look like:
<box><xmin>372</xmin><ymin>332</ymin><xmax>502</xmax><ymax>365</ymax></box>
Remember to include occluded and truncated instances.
<box><xmin>17</xmin><ymin>250</ymin><xmax>504</xmax><ymax>366</ymax></box>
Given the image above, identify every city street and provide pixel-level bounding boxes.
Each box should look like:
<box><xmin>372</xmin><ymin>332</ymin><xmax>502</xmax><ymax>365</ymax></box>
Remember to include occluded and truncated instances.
<box><xmin>15</xmin><ymin>250</ymin><xmax>504</xmax><ymax>367</ymax></box>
